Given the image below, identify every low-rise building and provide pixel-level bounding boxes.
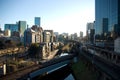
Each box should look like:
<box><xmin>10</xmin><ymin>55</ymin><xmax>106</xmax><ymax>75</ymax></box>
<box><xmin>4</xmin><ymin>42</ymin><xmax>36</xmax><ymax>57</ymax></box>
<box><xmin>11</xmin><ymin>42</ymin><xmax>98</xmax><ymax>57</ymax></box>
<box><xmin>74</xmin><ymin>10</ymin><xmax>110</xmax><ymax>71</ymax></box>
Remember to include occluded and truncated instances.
<box><xmin>4</xmin><ymin>29</ymin><xmax>11</xmax><ymax>37</ymax></box>
<box><xmin>39</xmin><ymin>42</ymin><xmax>59</xmax><ymax>59</ymax></box>
<box><xmin>39</xmin><ymin>42</ymin><xmax>51</xmax><ymax>59</ymax></box>
<box><xmin>0</xmin><ymin>63</ymin><xmax>6</xmax><ymax>76</ymax></box>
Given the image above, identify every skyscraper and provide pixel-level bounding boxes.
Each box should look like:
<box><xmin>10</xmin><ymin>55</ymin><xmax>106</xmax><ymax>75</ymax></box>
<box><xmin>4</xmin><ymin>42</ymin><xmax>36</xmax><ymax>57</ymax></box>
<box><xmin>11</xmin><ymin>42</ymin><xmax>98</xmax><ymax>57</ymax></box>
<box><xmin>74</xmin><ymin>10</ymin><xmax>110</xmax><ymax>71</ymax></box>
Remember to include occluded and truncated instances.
<box><xmin>5</xmin><ymin>24</ymin><xmax>18</xmax><ymax>32</ymax></box>
<box><xmin>86</xmin><ymin>22</ymin><xmax>95</xmax><ymax>43</ymax></box>
<box><xmin>4</xmin><ymin>21</ymin><xmax>26</xmax><ymax>37</ymax></box>
<box><xmin>35</xmin><ymin>17</ymin><xmax>41</xmax><ymax>27</ymax></box>
<box><xmin>86</xmin><ymin>23</ymin><xmax>94</xmax><ymax>37</ymax></box>
<box><xmin>18</xmin><ymin>21</ymin><xmax>27</xmax><ymax>36</ymax></box>
<box><xmin>80</xmin><ymin>31</ymin><xmax>83</xmax><ymax>38</ymax></box>
<box><xmin>95</xmin><ymin>0</ymin><xmax>120</xmax><ymax>39</ymax></box>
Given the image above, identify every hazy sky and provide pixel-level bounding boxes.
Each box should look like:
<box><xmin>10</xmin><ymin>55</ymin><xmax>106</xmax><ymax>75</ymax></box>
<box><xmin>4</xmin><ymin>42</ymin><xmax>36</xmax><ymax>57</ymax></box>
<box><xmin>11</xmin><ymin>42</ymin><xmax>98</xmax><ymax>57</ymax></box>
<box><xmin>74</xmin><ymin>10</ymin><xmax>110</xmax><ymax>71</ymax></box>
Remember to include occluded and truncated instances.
<box><xmin>0</xmin><ymin>0</ymin><xmax>95</xmax><ymax>36</ymax></box>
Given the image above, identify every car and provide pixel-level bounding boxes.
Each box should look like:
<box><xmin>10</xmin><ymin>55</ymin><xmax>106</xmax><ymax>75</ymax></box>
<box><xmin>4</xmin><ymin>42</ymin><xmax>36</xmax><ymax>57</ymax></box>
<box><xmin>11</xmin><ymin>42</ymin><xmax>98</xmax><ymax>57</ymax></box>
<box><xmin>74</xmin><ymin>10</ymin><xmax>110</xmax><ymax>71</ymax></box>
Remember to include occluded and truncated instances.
<box><xmin>60</xmin><ymin>53</ymin><xmax>68</xmax><ymax>57</ymax></box>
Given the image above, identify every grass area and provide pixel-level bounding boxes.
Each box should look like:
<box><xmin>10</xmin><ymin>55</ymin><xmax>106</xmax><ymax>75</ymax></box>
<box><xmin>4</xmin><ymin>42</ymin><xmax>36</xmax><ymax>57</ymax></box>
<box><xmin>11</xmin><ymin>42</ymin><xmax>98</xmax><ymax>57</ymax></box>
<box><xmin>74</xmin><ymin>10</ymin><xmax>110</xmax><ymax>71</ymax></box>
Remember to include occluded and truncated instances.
<box><xmin>72</xmin><ymin>57</ymin><xmax>98</xmax><ymax>80</ymax></box>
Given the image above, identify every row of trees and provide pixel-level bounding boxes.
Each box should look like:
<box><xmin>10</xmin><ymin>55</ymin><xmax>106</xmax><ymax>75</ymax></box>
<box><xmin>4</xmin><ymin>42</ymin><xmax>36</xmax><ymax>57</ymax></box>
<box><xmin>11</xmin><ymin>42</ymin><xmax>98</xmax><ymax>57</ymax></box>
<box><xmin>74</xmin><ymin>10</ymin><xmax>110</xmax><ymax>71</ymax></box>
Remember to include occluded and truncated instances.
<box><xmin>28</xmin><ymin>43</ymin><xmax>40</xmax><ymax>58</ymax></box>
<box><xmin>0</xmin><ymin>39</ymin><xmax>23</xmax><ymax>49</ymax></box>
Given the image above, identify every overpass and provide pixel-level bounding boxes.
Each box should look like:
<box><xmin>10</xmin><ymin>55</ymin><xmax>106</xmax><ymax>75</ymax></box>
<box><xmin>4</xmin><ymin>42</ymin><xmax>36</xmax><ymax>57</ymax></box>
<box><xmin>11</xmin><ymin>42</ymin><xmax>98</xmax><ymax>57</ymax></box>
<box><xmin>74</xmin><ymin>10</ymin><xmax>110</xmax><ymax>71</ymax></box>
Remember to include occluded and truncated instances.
<box><xmin>1</xmin><ymin>54</ymin><xmax>77</xmax><ymax>80</ymax></box>
<box><xmin>81</xmin><ymin>46</ymin><xmax>120</xmax><ymax>80</ymax></box>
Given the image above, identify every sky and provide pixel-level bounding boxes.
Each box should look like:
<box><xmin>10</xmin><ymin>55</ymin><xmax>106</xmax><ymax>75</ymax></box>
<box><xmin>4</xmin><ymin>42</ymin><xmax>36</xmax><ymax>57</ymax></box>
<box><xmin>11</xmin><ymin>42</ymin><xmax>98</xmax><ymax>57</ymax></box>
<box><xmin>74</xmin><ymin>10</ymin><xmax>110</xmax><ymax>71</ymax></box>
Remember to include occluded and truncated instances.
<box><xmin>0</xmin><ymin>0</ymin><xmax>95</xmax><ymax>36</ymax></box>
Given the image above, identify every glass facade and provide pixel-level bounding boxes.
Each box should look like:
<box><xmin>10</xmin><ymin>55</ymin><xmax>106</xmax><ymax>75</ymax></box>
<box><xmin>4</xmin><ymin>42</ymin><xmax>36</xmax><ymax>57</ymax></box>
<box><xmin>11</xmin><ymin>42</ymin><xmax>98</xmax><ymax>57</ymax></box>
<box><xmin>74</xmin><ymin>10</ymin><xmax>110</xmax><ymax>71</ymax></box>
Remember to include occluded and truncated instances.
<box><xmin>102</xmin><ymin>18</ymin><xmax>108</xmax><ymax>34</ymax></box>
<box><xmin>95</xmin><ymin>0</ymin><xmax>120</xmax><ymax>38</ymax></box>
<box><xmin>18</xmin><ymin>21</ymin><xmax>26</xmax><ymax>36</ymax></box>
<box><xmin>4</xmin><ymin>24</ymin><xmax>18</xmax><ymax>32</ymax></box>
<box><xmin>35</xmin><ymin>17</ymin><xmax>41</xmax><ymax>26</ymax></box>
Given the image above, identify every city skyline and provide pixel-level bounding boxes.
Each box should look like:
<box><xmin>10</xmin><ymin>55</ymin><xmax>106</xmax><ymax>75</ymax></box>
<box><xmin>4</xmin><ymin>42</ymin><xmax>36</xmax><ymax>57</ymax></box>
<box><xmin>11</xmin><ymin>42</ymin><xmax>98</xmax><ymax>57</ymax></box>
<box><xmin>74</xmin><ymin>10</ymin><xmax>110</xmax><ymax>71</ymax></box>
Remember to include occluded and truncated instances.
<box><xmin>0</xmin><ymin>0</ymin><xmax>95</xmax><ymax>36</ymax></box>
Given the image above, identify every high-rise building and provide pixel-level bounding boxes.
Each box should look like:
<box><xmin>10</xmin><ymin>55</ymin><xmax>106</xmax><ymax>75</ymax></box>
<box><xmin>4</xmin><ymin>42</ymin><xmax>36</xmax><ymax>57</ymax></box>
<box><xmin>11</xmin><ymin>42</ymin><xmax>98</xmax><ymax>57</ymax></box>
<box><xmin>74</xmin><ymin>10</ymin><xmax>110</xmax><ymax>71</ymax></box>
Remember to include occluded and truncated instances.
<box><xmin>102</xmin><ymin>18</ymin><xmax>108</xmax><ymax>35</ymax></box>
<box><xmin>87</xmin><ymin>23</ymin><xmax>94</xmax><ymax>30</ymax></box>
<box><xmin>80</xmin><ymin>31</ymin><xmax>83</xmax><ymax>38</ymax></box>
<box><xmin>86</xmin><ymin>23</ymin><xmax>94</xmax><ymax>36</ymax></box>
<box><xmin>5</xmin><ymin>24</ymin><xmax>18</xmax><ymax>32</ymax></box>
<box><xmin>24</xmin><ymin>28</ymin><xmax>36</xmax><ymax>46</ymax></box>
<box><xmin>4</xmin><ymin>21</ymin><xmax>26</xmax><ymax>37</ymax></box>
<box><xmin>18</xmin><ymin>21</ymin><xmax>26</xmax><ymax>36</ymax></box>
<box><xmin>95</xmin><ymin>0</ymin><xmax>120</xmax><ymax>39</ymax></box>
<box><xmin>4</xmin><ymin>24</ymin><xmax>18</xmax><ymax>36</ymax></box>
<box><xmin>35</xmin><ymin>17</ymin><xmax>41</xmax><ymax>27</ymax></box>
<box><xmin>74</xmin><ymin>33</ymin><xmax>78</xmax><ymax>40</ymax></box>
<box><xmin>86</xmin><ymin>22</ymin><xmax>95</xmax><ymax>43</ymax></box>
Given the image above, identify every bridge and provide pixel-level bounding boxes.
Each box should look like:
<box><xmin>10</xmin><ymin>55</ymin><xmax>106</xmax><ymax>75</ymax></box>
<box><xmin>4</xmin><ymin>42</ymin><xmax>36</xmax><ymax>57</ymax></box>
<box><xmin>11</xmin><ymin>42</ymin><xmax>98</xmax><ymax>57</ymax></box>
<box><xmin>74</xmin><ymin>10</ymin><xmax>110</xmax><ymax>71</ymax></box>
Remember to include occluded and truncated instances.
<box><xmin>87</xmin><ymin>44</ymin><xmax>120</xmax><ymax>66</ymax></box>
<box><xmin>0</xmin><ymin>54</ymin><xmax>77</xmax><ymax>80</ymax></box>
<box><xmin>81</xmin><ymin>45</ymin><xmax>120</xmax><ymax>80</ymax></box>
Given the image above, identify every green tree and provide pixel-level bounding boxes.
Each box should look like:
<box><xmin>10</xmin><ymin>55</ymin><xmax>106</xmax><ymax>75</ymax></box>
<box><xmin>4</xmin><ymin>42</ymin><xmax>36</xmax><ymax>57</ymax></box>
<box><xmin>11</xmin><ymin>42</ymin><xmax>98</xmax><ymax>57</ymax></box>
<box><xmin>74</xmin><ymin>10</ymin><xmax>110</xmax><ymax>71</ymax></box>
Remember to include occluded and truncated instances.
<box><xmin>17</xmin><ymin>42</ymin><xmax>23</xmax><ymax>47</ymax></box>
<box><xmin>5</xmin><ymin>40</ymin><xmax>16</xmax><ymax>48</ymax></box>
<box><xmin>28</xmin><ymin>43</ymin><xmax>40</xmax><ymax>58</ymax></box>
<box><xmin>0</xmin><ymin>41</ymin><xmax>4</xmax><ymax>49</ymax></box>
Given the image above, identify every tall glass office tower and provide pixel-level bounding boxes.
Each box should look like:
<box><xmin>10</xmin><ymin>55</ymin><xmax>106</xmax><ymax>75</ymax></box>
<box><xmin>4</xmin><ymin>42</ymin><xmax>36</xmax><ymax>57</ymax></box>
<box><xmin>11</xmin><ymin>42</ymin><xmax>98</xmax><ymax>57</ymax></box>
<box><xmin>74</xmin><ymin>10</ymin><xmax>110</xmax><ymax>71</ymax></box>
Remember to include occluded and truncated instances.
<box><xmin>95</xmin><ymin>0</ymin><xmax>120</xmax><ymax>39</ymax></box>
<box><xmin>18</xmin><ymin>21</ymin><xmax>26</xmax><ymax>36</ymax></box>
<box><xmin>35</xmin><ymin>17</ymin><xmax>41</xmax><ymax>27</ymax></box>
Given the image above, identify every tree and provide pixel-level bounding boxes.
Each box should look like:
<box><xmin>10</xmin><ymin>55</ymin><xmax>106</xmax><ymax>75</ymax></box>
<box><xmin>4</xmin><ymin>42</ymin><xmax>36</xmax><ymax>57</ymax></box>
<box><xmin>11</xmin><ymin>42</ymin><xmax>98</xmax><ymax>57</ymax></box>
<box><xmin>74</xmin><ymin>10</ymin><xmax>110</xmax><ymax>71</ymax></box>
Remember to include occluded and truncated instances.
<box><xmin>28</xmin><ymin>43</ymin><xmax>40</xmax><ymax>58</ymax></box>
<box><xmin>0</xmin><ymin>41</ymin><xmax>4</xmax><ymax>49</ymax></box>
<box><xmin>5</xmin><ymin>40</ymin><xmax>16</xmax><ymax>48</ymax></box>
<box><xmin>17</xmin><ymin>42</ymin><xmax>23</xmax><ymax>47</ymax></box>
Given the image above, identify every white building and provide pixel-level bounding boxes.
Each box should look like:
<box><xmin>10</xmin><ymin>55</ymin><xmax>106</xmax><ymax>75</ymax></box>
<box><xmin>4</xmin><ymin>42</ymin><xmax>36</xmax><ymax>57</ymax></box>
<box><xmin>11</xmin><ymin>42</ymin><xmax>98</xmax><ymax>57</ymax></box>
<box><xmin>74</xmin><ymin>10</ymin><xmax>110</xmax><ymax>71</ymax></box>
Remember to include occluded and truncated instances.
<box><xmin>43</xmin><ymin>31</ymin><xmax>51</xmax><ymax>42</ymax></box>
<box><xmin>4</xmin><ymin>29</ymin><xmax>11</xmax><ymax>37</ymax></box>
<box><xmin>39</xmin><ymin>42</ymin><xmax>51</xmax><ymax>59</ymax></box>
<box><xmin>43</xmin><ymin>30</ymin><xmax>54</xmax><ymax>42</ymax></box>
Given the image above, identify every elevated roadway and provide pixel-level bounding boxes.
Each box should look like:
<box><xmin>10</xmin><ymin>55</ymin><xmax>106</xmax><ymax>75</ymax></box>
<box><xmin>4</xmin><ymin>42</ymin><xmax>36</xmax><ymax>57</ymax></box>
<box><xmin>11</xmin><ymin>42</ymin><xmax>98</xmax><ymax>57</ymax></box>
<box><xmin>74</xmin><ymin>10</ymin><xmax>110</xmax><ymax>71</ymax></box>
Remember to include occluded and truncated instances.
<box><xmin>81</xmin><ymin>47</ymin><xmax>120</xmax><ymax>80</ymax></box>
